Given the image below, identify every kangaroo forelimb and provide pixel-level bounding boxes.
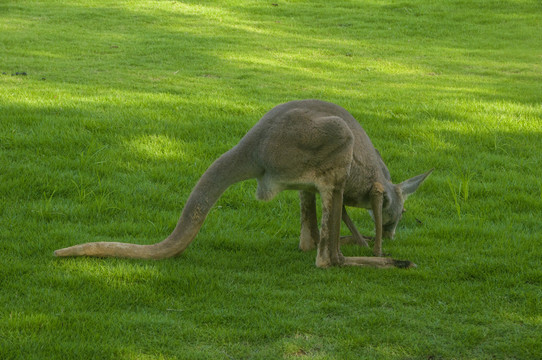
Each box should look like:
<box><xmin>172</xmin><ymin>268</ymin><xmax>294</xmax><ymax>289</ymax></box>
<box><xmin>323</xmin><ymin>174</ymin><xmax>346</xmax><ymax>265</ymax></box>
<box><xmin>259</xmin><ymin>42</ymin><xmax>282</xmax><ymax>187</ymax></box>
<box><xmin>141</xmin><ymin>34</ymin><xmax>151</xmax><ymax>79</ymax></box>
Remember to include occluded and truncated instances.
<box><xmin>341</xmin><ymin>206</ymin><xmax>369</xmax><ymax>248</ymax></box>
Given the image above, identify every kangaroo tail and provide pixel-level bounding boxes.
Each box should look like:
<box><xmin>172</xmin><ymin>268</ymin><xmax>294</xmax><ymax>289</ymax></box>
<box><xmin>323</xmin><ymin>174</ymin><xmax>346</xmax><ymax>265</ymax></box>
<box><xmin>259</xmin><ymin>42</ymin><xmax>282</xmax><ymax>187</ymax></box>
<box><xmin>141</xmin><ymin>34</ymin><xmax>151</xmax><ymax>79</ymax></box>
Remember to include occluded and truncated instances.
<box><xmin>54</xmin><ymin>147</ymin><xmax>261</xmax><ymax>259</ymax></box>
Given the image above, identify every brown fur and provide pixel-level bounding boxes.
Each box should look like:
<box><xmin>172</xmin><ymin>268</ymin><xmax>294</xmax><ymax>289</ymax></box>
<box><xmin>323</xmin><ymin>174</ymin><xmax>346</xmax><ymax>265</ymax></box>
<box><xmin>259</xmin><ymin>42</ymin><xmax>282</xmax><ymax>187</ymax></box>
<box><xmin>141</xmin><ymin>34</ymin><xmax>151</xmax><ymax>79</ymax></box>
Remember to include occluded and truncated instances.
<box><xmin>55</xmin><ymin>100</ymin><xmax>432</xmax><ymax>268</ymax></box>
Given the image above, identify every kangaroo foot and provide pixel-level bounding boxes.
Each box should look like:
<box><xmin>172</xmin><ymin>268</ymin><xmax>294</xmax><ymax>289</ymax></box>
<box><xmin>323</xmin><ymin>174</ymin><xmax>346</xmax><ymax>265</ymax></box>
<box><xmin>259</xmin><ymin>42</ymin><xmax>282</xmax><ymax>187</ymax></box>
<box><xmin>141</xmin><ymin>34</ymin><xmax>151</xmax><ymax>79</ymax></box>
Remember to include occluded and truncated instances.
<box><xmin>343</xmin><ymin>256</ymin><xmax>416</xmax><ymax>269</ymax></box>
<box><xmin>299</xmin><ymin>237</ymin><xmax>317</xmax><ymax>252</ymax></box>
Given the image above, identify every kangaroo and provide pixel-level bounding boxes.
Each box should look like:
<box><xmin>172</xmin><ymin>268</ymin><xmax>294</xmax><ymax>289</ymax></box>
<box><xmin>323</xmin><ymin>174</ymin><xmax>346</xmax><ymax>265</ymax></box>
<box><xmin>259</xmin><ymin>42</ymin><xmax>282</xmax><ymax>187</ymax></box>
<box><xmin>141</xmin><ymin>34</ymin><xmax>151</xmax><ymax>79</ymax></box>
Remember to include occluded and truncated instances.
<box><xmin>55</xmin><ymin>100</ymin><xmax>432</xmax><ymax>268</ymax></box>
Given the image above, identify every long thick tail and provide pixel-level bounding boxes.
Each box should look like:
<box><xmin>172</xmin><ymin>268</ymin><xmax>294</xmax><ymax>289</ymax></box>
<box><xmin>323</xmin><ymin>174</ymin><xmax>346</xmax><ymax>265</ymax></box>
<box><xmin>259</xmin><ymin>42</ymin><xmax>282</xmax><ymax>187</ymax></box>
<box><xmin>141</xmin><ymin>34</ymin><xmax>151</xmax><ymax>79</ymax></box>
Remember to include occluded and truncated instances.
<box><xmin>54</xmin><ymin>147</ymin><xmax>261</xmax><ymax>259</ymax></box>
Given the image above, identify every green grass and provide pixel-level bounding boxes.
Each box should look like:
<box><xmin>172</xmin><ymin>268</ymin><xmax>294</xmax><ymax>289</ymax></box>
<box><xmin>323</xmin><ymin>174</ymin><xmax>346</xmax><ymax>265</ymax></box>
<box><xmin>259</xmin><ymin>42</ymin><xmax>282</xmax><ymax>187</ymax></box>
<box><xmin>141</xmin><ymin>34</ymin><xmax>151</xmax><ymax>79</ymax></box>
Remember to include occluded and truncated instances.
<box><xmin>1</xmin><ymin>0</ymin><xmax>541</xmax><ymax>359</ymax></box>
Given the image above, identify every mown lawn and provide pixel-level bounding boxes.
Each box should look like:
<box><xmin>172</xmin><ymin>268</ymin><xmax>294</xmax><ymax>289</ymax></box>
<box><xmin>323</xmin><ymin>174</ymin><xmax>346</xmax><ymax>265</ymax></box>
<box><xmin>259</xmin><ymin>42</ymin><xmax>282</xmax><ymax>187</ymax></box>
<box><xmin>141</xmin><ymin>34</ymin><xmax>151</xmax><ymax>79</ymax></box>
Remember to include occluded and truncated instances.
<box><xmin>1</xmin><ymin>0</ymin><xmax>541</xmax><ymax>359</ymax></box>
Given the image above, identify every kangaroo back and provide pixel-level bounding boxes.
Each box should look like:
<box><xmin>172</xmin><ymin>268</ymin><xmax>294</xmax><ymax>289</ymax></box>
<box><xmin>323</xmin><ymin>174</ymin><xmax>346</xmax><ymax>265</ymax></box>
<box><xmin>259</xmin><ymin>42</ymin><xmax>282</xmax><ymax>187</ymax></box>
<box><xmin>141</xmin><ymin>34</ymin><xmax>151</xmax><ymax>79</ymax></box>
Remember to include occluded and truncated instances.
<box><xmin>54</xmin><ymin>146</ymin><xmax>261</xmax><ymax>259</ymax></box>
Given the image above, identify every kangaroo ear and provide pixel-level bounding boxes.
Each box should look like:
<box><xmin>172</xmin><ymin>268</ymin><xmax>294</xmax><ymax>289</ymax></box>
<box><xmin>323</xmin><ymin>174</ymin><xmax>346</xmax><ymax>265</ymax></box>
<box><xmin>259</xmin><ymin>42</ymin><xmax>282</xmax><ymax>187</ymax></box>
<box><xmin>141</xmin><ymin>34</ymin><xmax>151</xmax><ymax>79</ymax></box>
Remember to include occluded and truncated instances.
<box><xmin>399</xmin><ymin>169</ymin><xmax>434</xmax><ymax>197</ymax></box>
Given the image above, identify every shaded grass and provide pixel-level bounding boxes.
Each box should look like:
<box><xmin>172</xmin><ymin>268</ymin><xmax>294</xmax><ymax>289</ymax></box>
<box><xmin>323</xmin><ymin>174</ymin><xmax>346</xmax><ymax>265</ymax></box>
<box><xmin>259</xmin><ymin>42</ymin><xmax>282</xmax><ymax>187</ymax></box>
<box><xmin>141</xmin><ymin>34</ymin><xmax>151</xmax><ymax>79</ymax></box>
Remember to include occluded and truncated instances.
<box><xmin>1</xmin><ymin>0</ymin><xmax>542</xmax><ymax>359</ymax></box>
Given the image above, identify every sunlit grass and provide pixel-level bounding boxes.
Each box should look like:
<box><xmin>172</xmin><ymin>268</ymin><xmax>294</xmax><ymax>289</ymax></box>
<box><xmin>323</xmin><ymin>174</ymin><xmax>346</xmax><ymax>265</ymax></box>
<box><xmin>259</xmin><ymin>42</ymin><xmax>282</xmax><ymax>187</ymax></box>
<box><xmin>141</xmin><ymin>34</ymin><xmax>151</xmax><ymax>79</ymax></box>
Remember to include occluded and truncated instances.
<box><xmin>1</xmin><ymin>0</ymin><xmax>541</xmax><ymax>359</ymax></box>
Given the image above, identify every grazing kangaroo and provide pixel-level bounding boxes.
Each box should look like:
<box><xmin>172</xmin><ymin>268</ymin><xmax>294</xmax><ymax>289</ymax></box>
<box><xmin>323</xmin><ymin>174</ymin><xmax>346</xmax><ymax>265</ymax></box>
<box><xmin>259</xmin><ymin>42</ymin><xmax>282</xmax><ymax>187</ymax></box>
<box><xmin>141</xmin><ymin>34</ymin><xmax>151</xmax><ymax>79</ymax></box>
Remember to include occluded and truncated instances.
<box><xmin>55</xmin><ymin>100</ymin><xmax>432</xmax><ymax>268</ymax></box>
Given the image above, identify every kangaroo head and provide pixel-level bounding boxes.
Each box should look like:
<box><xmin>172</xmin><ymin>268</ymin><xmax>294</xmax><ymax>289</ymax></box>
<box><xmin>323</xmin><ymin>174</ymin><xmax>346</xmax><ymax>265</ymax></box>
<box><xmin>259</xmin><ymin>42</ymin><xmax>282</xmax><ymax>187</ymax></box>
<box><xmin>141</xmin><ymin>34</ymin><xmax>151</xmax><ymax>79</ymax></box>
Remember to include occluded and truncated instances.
<box><xmin>381</xmin><ymin>169</ymin><xmax>433</xmax><ymax>239</ymax></box>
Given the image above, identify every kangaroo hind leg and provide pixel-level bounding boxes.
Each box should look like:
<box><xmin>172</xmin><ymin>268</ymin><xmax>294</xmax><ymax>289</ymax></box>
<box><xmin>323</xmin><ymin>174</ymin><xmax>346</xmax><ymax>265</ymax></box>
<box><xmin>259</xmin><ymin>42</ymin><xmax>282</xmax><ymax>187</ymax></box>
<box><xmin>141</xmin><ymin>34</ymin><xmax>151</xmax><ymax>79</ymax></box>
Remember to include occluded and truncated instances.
<box><xmin>315</xmin><ymin>186</ymin><xmax>345</xmax><ymax>268</ymax></box>
<box><xmin>299</xmin><ymin>191</ymin><xmax>319</xmax><ymax>252</ymax></box>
